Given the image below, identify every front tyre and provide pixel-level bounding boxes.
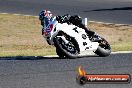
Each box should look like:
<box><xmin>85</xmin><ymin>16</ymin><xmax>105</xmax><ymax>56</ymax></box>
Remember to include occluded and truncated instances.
<box><xmin>95</xmin><ymin>38</ymin><xmax>111</xmax><ymax>57</ymax></box>
<box><xmin>56</xmin><ymin>48</ymin><xmax>66</xmax><ymax>58</ymax></box>
<box><xmin>54</xmin><ymin>36</ymin><xmax>79</xmax><ymax>59</ymax></box>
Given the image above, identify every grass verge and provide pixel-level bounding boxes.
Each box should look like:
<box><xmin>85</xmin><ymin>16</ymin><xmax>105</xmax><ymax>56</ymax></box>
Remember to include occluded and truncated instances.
<box><xmin>0</xmin><ymin>13</ymin><xmax>132</xmax><ymax>57</ymax></box>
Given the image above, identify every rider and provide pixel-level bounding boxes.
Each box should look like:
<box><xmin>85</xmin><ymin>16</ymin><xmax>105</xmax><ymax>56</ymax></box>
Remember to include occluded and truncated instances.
<box><xmin>39</xmin><ymin>10</ymin><xmax>99</xmax><ymax>39</ymax></box>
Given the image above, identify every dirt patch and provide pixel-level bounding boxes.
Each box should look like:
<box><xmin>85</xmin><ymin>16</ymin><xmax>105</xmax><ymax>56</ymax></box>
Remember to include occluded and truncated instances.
<box><xmin>89</xmin><ymin>22</ymin><xmax>132</xmax><ymax>44</ymax></box>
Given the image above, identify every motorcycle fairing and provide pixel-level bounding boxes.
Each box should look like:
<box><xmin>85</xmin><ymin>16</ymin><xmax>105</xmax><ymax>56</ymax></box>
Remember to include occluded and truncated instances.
<box><xmin>52</xmin><ymin>23</ymin><xmax>99</xmax><ymax>52</ymax></box>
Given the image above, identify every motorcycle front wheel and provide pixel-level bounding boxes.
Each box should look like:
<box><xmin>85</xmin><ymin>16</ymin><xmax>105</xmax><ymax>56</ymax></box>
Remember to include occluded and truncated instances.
<box><xmin>56</xmin><ymin>48</ymin><xmax>66</xmax><ymax>58</ymax></box>
<box><xmin>54</xmin><ymin>35</ymin><xmax>79</xmax><ymax>59</ymax></box>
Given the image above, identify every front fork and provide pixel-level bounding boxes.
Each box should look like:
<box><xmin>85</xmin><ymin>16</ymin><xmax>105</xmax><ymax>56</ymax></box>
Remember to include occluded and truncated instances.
<box><xmin>56</xmin><ymin>36</ymin><xmax>69</xmax><ymax>44</ymax></box>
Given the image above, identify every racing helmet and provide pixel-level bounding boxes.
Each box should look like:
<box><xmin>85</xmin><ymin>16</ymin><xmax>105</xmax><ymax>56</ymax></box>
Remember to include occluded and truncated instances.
<box><xmin>39</xmin><ymin>10</ymin><xmax>53</xmax><ymax>27</ymax></box>
<box><xmin>39</xmin><ymin>10</ymin><xmax>52</xmax><ymax>20</ymax></box>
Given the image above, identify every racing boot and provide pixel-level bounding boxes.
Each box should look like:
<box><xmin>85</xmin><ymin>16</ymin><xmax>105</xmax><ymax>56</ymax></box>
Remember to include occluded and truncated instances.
<box><xmin>78</xmin><ymin>23</ymin><xmax>102</xmax><ymax>42</ymax></box>
<box><xmin>90</xmin><ymin>33</ymin><xmax>102</xmax><ymax>42</ymax></box>
<box><xmin>81</xmin><ymin>26</ymin><xmax>102</xmax><ymax>42</ymax></box>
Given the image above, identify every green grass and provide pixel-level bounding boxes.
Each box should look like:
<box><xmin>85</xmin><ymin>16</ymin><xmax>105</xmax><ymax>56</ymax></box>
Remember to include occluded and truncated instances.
<box><xmin>111</xmin><ymin>42</ymin><xmax>132</xmax><ymax>52</ymax></box>
<box><xmin>0</xmin><ymin>48</ymin><xmax>56</xmax><ymax>57</ymax></box>
<box><xmin>0</xmin><ymin>13</ymin><xmax>132</xmax><ymax>57</ymax></box>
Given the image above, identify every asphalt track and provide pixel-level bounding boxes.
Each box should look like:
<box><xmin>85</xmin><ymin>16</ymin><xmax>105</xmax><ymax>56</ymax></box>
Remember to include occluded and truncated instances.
<box><xmin>0</xmin><ymin>53</ymin><xmax>132</xmax><ymax>88</ymax></box>
<box><xmin>0</xmin><ymin>0</ymin><xmax>132</xmax><ymax>24</ymax></box>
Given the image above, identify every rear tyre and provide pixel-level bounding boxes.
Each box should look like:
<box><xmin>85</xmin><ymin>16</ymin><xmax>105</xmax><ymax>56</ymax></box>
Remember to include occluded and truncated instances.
<box><xmin>95</xmin><ymin>38</ymin><xmax>111</xmax><ymax>57</ymax></box>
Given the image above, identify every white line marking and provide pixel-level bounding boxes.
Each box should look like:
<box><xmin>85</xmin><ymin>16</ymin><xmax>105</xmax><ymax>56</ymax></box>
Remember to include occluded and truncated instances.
<box><xmin>112</xmin><ymin>51</ymin><xmax>132</xmax><ymax>54</ymax></box>
<box><xmin>34</xmin><ymin>16</ymin><xmax>39</xmax><ymax>18</ymax></box>
<box><xmin>0</xmin><ymin>13</ymin><xmax>8</xmax><ymax>14</ymax></box>
<box><xmin>44</xmin><ymin>51</ymin><xmax>132</xmax><ymax>57</ymax></box>
<box><xmin>89</xmin><ymin>21</ymin><xmax>132</xmax><ymax>26</ymax></box>
<box><xmin>0</xmin><ymin>13</ymin><xmax>38</xmax><ymax>17</ymax></box>
<box><xmin>13</xmin><ymin>14</ymin><xmax>22</xmax><ymax>16</ymax></box>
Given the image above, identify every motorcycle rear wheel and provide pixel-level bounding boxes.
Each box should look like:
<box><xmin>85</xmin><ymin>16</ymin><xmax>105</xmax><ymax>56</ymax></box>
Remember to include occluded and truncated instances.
<box><xmin>95</xmin><ymin>38</ymin><xmax>111</xmax><ymax>57</ymax></box>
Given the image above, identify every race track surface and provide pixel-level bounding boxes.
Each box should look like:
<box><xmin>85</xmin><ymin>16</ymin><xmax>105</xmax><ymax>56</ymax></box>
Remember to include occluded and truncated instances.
<box><xmin>0</xmin><ymin>53</ymin><xmax>132</xmax><ymax>88</ymax></box>
<box><xmin>0</xmin><ymin>0</ymin><xmax>132</xmax><ymax>24</ymax></box>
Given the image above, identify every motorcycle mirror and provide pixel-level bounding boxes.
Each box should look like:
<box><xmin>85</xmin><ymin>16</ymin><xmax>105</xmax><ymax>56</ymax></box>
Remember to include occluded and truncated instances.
<box><xmin>82</xmin><ymin>18</ymin><xmax>88</xmax><ymax>27</ymax></box>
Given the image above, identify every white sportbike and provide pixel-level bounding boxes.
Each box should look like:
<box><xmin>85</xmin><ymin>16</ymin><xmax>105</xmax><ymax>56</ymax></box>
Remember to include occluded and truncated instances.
<box><xmin>42</xmin><ymin>17</ymin><xmax>111</xmax><ymax>58</ymax></box>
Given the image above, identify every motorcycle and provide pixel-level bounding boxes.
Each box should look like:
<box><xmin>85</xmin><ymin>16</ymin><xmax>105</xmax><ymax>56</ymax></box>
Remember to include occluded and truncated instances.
<box><xmin>41</xmin><ymin>17</ymin><xmax>111</xmax><ymax>58</ymax></box>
